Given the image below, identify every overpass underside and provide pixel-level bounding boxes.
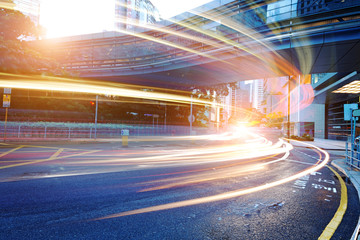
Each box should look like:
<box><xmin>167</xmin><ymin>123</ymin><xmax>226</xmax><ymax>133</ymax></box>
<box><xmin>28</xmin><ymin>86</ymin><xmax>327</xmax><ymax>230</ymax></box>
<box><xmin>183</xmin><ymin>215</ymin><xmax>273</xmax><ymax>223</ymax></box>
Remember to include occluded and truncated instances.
<box><xmin>92</xmin><ymin>34</ymin><xmax>360</xmax><ymax>89</ymax></box>
<box><xmin>36</xmin><ymin>0</ymin><xmax>360</xmax><ymax>89</ymax></box>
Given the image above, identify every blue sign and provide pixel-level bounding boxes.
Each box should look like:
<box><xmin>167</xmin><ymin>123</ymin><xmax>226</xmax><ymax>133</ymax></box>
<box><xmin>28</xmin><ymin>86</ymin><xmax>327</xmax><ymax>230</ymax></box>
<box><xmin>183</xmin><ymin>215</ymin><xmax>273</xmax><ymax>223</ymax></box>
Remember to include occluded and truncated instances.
<box><xmin>121</xmin><ymin>129</ymin><xmax>129</xmax><ymax>136</ymax></box>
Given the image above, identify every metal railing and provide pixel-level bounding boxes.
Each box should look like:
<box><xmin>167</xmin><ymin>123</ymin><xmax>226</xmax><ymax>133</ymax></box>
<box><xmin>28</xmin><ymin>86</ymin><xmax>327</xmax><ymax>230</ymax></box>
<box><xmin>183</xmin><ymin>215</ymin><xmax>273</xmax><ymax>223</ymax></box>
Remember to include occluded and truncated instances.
<box><xmin>345</xmin><ymin>136</ymin><xmax>360</xmax><ymax>171</ymax></box>
<box><xmin>0</xmin><ymin>122</ymin><xmax>209</xmax><ymax>140</ymax></box>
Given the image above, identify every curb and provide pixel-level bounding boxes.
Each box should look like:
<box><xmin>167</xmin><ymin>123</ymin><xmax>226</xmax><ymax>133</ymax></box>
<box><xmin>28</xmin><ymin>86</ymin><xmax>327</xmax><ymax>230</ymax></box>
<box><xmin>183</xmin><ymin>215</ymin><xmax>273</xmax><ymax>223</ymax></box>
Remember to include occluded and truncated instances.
<box><xmin>331</xmin><ymin>159</ymin><xmax>360</xmax><ymax>240</ymax></box>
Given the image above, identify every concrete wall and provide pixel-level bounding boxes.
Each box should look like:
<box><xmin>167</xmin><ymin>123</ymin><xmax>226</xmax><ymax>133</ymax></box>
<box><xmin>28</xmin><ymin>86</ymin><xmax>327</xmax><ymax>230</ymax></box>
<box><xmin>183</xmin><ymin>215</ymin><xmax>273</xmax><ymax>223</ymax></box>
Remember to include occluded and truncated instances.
<box><xmin>298</xmin><ymin>104</ymin><xmax>325</xmax><ymax>138</ymax></box>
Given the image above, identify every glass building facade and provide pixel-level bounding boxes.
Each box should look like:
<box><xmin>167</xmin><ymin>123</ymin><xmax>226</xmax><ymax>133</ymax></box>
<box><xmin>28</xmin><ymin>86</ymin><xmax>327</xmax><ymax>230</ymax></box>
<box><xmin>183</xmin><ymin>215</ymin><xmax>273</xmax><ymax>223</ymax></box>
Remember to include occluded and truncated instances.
<box><xmin>115</xmin><ymin>0</ymin><xmax>159</xmax><ymax>31</ymax></box>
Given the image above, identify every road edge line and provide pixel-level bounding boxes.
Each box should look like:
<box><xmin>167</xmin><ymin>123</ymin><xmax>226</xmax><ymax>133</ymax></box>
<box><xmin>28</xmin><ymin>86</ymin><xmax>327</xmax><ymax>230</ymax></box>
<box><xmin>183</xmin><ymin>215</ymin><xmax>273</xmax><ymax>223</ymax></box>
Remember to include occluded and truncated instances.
<box><xmin>331</xmin><ymin>160</ymin><xmax>360</xmax><ymax>240</ymax></box>
<box><xmin>318</xmin><ymin>166</ymin><xmax>348</xmax><ymax>240</ymax></box>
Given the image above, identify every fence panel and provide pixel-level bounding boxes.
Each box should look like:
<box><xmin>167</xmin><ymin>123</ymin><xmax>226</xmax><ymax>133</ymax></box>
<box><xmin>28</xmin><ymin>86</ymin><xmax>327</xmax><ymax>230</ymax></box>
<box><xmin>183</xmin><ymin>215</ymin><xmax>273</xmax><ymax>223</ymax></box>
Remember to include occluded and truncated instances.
<box><xmin>0</xmin><ymin>122</ymin><xmax>209</xmax><ymax>140</ymax></box>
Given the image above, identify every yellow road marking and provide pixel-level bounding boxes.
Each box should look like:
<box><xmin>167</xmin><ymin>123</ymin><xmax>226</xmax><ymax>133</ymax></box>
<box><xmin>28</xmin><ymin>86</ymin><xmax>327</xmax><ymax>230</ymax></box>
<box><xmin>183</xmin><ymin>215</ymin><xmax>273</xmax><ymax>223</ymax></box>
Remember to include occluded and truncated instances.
<box><xmin>0</xmin><ymin>145</ymin><xmax>24</xmax><ymax>158</ymax></box>
<box><xmin>0</xmin><ymin>142</ymin><xmax>84</xmax><ymax>151</ymax></box>
<box><xmin>0</xmin><ymin>149</ymin><xmax>99</xmax><ymax>170</ymax></box>
<box><xmin>318</xmin><ymin>166</ymin><xmax>348</xmax><ymax>240</ymax></box>
<box><xmin>0</xmin><ymin>160</ymin><xmax>37</xmax><ymax>163</ymax></box>
<box><xmin>2</xmin><ymin>150</ymin><xmax>66</xmax><ymax>153</ymax></box>
<box><xmin>50</xmin><ymin>148</ymin><xmax>64</xmax><ymax>159</ymax></box>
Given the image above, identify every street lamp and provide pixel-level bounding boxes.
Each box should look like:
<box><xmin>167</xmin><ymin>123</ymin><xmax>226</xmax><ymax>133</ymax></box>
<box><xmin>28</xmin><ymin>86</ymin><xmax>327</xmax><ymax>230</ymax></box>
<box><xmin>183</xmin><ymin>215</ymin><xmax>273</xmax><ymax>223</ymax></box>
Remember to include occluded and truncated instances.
<box><xmin>160</xmin><ymin>102</ymin><xmax>167</xmax><ymax>130</ymax></box>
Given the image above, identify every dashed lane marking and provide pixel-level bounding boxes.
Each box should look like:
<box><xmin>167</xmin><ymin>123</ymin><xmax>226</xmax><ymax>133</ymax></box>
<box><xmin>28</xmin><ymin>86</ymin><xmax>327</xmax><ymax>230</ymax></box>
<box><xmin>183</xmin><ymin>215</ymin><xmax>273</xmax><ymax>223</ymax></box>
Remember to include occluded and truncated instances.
<box><xmin>318</xmin><ymin>166</ymin><xmax>348</xmax><ymax>240</ymax></box>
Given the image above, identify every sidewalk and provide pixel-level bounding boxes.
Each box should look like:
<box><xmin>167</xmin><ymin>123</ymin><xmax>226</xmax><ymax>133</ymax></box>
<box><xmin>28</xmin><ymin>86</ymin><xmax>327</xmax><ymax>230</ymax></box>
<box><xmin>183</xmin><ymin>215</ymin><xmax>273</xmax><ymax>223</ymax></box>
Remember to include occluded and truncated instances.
<box><xmin>310</xmin><ymin>138</ymin><xmax>360</xmax><ymax>240</ymax></box>
<box><xmin>309</xmin><ymin>138</ymin><xmax>359</xmax><ymax>198</ymax></box>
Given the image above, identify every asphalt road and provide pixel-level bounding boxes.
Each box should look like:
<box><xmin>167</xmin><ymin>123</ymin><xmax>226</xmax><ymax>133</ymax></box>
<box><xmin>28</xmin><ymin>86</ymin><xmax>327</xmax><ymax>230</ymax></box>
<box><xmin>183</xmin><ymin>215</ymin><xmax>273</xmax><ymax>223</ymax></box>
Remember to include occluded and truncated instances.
<box><xmin>0</xmin><ymin>129</ymin><xmax>358</xmax><ymax>240</ymax></box>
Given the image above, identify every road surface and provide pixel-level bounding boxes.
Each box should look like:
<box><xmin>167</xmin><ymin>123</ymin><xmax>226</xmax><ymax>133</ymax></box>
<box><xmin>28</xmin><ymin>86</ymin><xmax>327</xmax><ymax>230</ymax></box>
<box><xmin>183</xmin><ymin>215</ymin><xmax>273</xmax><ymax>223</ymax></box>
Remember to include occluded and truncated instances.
<box><xmin>0</xmin><ymin>128</ymin><xmax>358</xmax><ymax>239</ymax></box>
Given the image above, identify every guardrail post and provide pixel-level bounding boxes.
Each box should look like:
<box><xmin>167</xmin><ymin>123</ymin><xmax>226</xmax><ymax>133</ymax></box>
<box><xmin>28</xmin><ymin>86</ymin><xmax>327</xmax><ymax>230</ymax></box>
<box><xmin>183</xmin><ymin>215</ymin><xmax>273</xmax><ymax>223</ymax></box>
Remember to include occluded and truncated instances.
<box><xmin>346</xmin><ymin>137</ymin><xmax>349</xmax><ymax>163</ymax></box>
<box><xmin>44</xmin><ymin>126</ymin><xmax>47</xmax><ymax>139</ymax></box>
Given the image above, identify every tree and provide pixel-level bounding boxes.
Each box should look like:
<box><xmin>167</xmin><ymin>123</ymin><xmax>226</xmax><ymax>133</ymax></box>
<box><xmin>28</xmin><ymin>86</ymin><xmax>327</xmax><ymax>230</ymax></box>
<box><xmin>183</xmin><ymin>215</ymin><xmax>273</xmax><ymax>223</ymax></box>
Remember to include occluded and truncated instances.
<box><xmin>0</xmin><ymin>1</ymin><xmax>61</xmax><ymax>75</ymax></box>
<box><xmin>0</xmin><ymin>1</ymin><xmax>37</xmax><ymax>41</ymax></box>
<box><xmin>264</xmin><ymin>112</ymin><xmax>284</xmax><ymax>129</ymax></box>
<box><xmin>187</xmin><ymin>82</ymin><xmax>236</xmax><ymax>127</ymax></box>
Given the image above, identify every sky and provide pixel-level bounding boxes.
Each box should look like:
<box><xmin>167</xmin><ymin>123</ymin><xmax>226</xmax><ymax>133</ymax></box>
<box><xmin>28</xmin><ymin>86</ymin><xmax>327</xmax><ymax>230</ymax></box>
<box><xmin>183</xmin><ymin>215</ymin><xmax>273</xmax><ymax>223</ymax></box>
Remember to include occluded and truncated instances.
<box><xmin>40</xmin><ymin>0</ymin><xmax>212</xmax><ymax>38</ymax></box>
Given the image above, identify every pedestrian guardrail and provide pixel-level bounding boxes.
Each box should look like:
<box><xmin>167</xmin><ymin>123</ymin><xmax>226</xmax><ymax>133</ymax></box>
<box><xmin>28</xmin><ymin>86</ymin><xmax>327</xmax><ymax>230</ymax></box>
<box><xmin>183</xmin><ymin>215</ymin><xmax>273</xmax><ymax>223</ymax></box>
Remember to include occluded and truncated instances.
<box><xmin>0</xmin><ymin>122</ymin><xmax>208</xmax><ymax>140</ymax></box>
<box><xmin>346</xmin><ymin>136</ymin><xmax>360</xmax><ymax>171</ymax></box>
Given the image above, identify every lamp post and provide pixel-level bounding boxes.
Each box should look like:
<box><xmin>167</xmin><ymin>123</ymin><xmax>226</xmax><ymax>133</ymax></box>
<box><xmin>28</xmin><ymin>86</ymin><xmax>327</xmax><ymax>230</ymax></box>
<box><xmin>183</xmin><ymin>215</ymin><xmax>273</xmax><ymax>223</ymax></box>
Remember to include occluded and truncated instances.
<box><xmin>190</xmin><ymin>95</ymin><xmax>193</xmax><ymax>135</ymax></box>
<box><xmin>160</xmin><ymin>102</ymin><xmax>167</xmax><ymax>130</ymax></box>
<box><xmin>288</xmin><ymin>77</ymin><xmax>291</xmax><ymax>138</ymax></box>
<box><xmin>94</xmin><ymin>95</ymin><xmax>98</xmax><ymax>139</ymax></box>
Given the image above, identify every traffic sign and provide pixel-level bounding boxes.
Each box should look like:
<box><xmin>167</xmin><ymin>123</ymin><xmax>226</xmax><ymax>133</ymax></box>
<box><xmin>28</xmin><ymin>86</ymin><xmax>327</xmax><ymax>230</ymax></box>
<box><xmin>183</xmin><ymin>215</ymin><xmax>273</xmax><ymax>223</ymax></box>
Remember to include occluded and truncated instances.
<box><xmin>344</xmin><ymin>103</ymin><xmax>358</xmax><ymax>120</ymax></box>
<box><xmin>121</xmin><ymin>129</ymin><xmax>130</xmax><ymax>136</ymax></box>
<box><xmin>4</xmin><ymin>88</ymin><xmax>11</xmax><ymax>94</ymax></box>
<box><xmin>188</xmin><ymin>115</ymin><xmax>195</xmax><ymax>123</ymax></box>
<box><xmin>3</xmin><ymin>94</ymin><xmax>10</xmax><ymax>108</ymax></box>
<box><xmin>353</xmin><ymin>109</ymin><xmax>360</xmax><ymax>117</ymax></box>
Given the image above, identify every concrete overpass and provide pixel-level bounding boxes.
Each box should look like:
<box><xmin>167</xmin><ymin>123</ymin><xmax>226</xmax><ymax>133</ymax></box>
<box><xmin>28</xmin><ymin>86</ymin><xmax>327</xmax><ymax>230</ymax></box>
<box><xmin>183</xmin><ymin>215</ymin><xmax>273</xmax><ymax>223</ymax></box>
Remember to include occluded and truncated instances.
<box><xmin>36</xmin><ymin>0</ymin><xmax>360</xmax><ymax>89</ymax></box>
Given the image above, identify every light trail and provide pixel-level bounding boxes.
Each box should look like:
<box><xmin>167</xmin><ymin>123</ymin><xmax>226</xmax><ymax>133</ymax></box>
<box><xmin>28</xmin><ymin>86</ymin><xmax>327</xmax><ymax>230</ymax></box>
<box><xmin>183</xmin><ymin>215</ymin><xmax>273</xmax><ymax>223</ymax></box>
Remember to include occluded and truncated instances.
<box><xmin>65</xmin><ymin>130</ymin><xmax>286</xmax><ymax>167</ymax></box>
<box><xmin>93</xmin><ymin>139</ymin><xmax>328</xmax><ymax>220</ymax></box>
<box><xmin>0</xmin><ymin>72</ymin><xmax>216</xmax><ymax>107</ymax></box>
<box><xmin>113</xmin><ymin>16</ymin><xmax>226</xmax><ymax>50</ymax></box>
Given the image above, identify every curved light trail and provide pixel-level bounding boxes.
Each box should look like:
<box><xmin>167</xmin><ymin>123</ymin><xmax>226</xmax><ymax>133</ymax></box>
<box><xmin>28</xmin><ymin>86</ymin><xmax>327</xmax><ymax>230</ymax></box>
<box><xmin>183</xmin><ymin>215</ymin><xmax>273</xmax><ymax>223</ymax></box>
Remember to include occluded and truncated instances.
<box><xmin>90</xmin><ymin>134</ymin><xmax>329</xmax><ymax>221</ymax></box>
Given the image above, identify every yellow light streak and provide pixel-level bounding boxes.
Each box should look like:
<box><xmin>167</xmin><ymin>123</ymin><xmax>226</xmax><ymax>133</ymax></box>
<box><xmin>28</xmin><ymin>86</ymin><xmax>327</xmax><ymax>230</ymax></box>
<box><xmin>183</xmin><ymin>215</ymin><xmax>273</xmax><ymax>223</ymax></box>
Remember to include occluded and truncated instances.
<box><xmin>112</xmin><ymin>15</ymin><xmax>225</xmax><ymax>50</ymax></box>
<box><xmin>189</xmin><ymin>9</ymin><xmax>278</xmax><ymax>55</ymax></box>
<box><xmin>113</xmin><ymin>27</ymin><xmax>229</xmax><ymax>65</ymax></box>
<box><xmin>188</xmin><ymin>8</ymin><xmax>300</xmax><ymax>77</ymax></box>
<box><xmin>0</xmin><ymin>72</ymin><xmax>216</xmax><ymax>107</ymax></box>
<box><xmin>0</xmin><ymin>1</ymin><xmax>15</xmax><ymax>10</ymax></box>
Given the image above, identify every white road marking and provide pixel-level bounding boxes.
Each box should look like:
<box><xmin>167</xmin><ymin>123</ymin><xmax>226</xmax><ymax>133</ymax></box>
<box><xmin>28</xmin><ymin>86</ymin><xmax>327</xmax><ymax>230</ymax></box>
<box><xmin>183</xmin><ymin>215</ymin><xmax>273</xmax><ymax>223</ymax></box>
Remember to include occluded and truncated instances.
<box><xmin>317</xmin><ymin>178</ymin><xmax>335</xmax><ymax>185</ymax></box>
<box><xmin>293</xmin><ymin>179</ymin><xmax>307</xmax><ymax>189</ymax></box>
<box><xmin>311</xmin><ymin>183</ymin><xmax>337</xmax><ymax>193</ymax></box>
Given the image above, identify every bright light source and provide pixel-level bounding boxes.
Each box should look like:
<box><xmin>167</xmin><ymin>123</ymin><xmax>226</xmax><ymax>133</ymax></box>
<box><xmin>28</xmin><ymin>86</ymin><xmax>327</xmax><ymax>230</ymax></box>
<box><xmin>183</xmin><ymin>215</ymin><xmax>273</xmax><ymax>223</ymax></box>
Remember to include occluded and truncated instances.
<box><xmin>333</xmin><ymin>80</ymin><xmax>360</xmax><ymax>94</ymax></box>
<box><xmin>234</xmin><ymin>122</ymin><xmax>249</xmax><ymax>133</ymax></box>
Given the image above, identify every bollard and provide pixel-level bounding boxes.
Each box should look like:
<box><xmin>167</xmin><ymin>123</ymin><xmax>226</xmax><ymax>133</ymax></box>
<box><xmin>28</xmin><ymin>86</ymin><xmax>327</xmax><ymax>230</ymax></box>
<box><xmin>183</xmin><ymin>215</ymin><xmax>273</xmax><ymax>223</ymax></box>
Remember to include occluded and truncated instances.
<box><xmin>122</xmin><ymin>135</ymin><xmax>128</xmax><ymax>147</ymax></box>
<box><xmin>121</xmin><ymin>129</ymin><xmax>129</xmax><ymax>147</ymax></box>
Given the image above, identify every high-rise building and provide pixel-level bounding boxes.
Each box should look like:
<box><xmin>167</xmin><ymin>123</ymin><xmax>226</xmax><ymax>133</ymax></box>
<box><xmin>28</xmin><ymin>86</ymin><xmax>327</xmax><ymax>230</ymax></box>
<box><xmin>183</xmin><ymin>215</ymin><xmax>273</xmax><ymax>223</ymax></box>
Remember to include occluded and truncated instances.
<box><xmin>115</xmin><ymin>0</ymin><xmax>159</xmax><ymax>30</ymax></box>
<box><xmin>14</xmin><ymin>0</ymin><xmax>41</xmax><ymax>25</ymax></box>
<box><xmin>247</xmin><ymin>79</ymin><xmax>264</xmax><ymax>111</ymax></box>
